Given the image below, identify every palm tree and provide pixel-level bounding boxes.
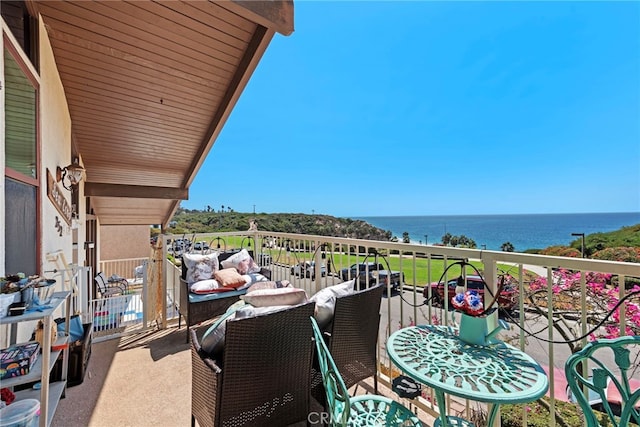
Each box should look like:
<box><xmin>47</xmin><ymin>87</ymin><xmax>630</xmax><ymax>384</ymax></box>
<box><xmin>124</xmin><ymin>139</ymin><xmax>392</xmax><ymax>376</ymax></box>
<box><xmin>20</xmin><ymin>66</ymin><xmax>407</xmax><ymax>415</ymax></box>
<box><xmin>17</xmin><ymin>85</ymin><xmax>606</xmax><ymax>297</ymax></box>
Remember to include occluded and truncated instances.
<box><xmin>501</xmin><ymin>242</ymin><xmax>515</xmax><ymax>252</ymax></box>
<box><xmin>442</xmin><ymin>233</ymin><xmax>452</xmax><ymax>246</ymax></box>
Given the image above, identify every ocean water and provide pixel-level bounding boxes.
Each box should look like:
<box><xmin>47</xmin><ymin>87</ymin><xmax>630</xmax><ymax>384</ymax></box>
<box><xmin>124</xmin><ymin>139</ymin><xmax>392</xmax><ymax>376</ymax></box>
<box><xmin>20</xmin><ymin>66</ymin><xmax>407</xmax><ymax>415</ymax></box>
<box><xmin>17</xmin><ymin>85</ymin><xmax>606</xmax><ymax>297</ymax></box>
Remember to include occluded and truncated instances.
<box><xmin>354</xmin><ymin>212</ymin><xmax>640</xmax><ymax>251</ymax></box>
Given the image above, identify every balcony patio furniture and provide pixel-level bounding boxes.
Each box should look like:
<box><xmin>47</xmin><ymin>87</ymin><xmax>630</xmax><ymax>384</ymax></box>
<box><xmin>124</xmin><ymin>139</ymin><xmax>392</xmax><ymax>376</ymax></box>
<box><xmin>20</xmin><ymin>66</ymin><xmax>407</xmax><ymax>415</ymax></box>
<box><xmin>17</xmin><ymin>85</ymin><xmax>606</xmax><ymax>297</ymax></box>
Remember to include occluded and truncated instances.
<box><xmin>312</xmin><ymin>282</ymin><xmax>385</xmax><ymax>402</ymax></box>
<box><xmin>95</xmin><ymin>272</ymin><xmax>127</xmax><ymax>298</ymax></box>
<box><xmin>310</xmin><ymin>316</ymin><xmax>423</xmax><ymax>426</ymax></box>
<box><xmin>564</xmin><ymin>335</ymin><xmax>640</xmax><ymax>427</ymax></box>
<box><xmin>190</xmin><ymin>301</ymin><xmax>315</xmax><ymax>427</ymax></box>
<box><xmin>178</xmin><ymin>250</ymin><xmax>272</xmax><ymax>342</ymax></box>
<box><xmin>387</xmin><ymin>324</ymin><xmax>549</xmax><ymax>427</ymax></box>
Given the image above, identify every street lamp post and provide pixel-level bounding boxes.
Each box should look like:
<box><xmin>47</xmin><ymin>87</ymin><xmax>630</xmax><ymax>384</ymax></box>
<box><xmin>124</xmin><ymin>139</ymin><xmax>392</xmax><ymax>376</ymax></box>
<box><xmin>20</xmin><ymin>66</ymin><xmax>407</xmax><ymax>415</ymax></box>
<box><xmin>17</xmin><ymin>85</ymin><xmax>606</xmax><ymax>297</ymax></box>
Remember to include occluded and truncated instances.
<box><xmin>571</xmin><ymin>233</ymin><xmax>585</xmax><ymax>258</ymax></box>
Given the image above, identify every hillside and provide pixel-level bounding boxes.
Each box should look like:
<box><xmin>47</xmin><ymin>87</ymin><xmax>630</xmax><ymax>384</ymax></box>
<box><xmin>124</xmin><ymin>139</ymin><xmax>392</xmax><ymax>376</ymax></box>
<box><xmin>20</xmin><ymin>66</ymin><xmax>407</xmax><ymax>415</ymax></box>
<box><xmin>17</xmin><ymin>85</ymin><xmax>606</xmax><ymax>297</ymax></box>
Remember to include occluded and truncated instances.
<box><xmin>167</xmin><ymin>210</ymin><xmax>639</xmax><ymax>261</ymax></box>
<box><xmin>572</xmin><ymin>224</ymin><xmax>640</xmax><ymax>252</ymax></box>
<box><xmin>559</xmin><ymin>223</ymin><xmax>640</xmax><ymax>261</ymax></box>
<box><xmin>169</xmin><ymin>210</ymin><xmax>394</xmax><ymax>241</ymax></box>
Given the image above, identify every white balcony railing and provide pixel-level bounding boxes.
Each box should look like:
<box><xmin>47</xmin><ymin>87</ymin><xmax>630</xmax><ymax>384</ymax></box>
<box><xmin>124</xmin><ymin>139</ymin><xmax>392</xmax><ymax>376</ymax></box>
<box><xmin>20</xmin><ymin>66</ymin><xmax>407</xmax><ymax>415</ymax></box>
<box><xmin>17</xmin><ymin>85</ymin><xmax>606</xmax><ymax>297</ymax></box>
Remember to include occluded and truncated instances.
<box><xmin>99</xmin><ymin>257</ymin><xmax>148</xmax><ymax>281</ymax></box>
<box><xmin>160</xmin><ymin>231</ymin><xmax>640</xmax><ymax>425</ymax></box>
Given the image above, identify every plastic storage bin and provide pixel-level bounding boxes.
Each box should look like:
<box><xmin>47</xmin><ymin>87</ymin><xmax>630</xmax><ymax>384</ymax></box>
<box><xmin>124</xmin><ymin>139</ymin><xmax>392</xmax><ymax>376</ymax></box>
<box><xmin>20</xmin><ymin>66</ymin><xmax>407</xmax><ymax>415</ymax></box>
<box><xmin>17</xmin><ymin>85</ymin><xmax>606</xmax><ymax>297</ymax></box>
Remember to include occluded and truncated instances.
<box><xmin>0</xmin><ymin>399</ymin><xmax>40</xmax><ymax>427</ymax></box>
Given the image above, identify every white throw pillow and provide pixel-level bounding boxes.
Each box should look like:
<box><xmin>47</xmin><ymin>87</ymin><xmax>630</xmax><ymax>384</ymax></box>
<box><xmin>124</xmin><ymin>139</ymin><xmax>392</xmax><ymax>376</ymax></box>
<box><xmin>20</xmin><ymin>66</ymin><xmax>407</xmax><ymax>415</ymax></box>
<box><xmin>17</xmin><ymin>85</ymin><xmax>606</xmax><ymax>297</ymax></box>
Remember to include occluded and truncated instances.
<box><xmin>309</xmin><ymin>280</ymin><xmax>355</xmax><ymax>328</ymax></box>
<box><xmin>220</xmin><ymin>249</ymin><xmax>261</xmax><ymax>274</ymax></box>
<box><xmin>183</xmin><ymin>252</ymin><xmax>219</xmax><ymax>285</ymax></box>
<box><xmin>190</xmin><ymin>279</ymin><xmax>223</xmax><ymax>294</ymax></box>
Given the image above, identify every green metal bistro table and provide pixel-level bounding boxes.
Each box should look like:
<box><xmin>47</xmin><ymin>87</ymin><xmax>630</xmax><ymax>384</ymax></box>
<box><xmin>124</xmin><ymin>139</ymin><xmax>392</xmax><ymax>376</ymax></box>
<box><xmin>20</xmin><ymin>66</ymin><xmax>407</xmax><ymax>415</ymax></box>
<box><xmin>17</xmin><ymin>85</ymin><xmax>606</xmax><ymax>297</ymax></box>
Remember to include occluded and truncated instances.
<box><xmin>386</xmin><ymin>325</ymin><xmax>549</xmax><ymax>427</ymax></box>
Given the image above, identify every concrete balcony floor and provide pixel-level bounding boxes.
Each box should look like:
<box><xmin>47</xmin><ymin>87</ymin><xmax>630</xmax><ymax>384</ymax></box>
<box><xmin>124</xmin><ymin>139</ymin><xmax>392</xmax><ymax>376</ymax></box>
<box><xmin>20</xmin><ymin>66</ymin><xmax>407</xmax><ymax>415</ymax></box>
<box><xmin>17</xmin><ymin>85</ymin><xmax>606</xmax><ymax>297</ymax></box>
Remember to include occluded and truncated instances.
<box><xmin>51</xmin><ymin>320</ymin><xmax>441</xmax><ymax>427</ymax></box>
<box><xmin>52</xmin><ymin>322</ymin><xmax>192</xmax><ymax>427</ymax></box>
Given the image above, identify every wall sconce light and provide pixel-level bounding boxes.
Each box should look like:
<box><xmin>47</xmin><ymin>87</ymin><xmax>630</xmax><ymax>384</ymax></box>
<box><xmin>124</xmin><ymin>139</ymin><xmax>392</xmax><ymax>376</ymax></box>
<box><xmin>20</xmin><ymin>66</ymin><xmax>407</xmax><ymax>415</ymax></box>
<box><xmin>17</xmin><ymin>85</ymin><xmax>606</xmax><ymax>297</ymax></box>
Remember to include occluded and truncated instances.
<box><xmin>56</xmin><ymin>159</ymin><xmax>85</xmax><ymax>190</ymax></box>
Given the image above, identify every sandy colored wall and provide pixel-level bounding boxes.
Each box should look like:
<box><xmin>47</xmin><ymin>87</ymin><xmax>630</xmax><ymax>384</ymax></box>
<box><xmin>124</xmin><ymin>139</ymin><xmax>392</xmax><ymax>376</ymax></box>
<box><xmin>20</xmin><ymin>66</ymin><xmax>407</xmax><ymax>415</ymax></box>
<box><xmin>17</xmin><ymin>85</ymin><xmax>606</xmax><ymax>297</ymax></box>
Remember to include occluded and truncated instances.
<box><xmin>100</xmin><ymin>225</ymin><xmax>150</xmax><ymax>260</ymax></box>
<box><xmin>39</xmin><ymin>18</ymin><xmax>77</xmax><ymax>274</ymax></box>
<box><xmin>1</xmin><ymin>18</ymin><xmax>77</xmax><ymax>345</ymax></box>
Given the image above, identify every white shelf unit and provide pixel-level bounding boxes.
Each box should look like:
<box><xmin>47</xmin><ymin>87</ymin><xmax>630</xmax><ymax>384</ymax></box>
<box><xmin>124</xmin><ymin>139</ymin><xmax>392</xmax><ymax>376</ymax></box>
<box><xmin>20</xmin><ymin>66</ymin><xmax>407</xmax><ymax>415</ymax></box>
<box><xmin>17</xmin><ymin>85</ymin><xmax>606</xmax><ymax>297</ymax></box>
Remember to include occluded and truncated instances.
<box><xmin>1</xmin><ymin>291</ymin><xmax>71</xmax><ymax>427</ymax></box>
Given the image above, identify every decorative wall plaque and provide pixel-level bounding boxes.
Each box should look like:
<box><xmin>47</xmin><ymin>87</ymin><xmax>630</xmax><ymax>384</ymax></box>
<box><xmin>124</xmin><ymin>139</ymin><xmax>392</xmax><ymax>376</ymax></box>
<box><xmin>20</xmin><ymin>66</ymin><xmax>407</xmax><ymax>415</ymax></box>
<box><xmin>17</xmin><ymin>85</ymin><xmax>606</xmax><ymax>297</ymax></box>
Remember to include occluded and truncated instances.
<box><xmin>47</xmin><ymin>168</ymin><xmax>72</xmax><ymax>225</ymax></box>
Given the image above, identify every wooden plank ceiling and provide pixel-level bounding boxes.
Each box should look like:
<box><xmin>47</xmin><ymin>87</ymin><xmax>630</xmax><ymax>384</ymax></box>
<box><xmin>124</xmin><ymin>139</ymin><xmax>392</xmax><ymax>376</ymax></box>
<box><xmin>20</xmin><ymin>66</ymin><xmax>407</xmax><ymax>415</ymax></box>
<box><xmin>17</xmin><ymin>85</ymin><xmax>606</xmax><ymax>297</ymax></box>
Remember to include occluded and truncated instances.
<box><xmin>33</xmin><ymin>0</ymin><xmax>293</xmax><ymax>227</ymax></box>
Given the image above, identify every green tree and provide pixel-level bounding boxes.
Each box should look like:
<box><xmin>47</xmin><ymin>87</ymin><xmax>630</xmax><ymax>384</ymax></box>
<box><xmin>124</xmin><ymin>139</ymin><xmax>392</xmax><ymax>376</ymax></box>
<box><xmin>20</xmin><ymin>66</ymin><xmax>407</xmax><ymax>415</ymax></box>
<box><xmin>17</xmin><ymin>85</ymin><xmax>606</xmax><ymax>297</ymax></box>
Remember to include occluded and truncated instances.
<box><xmin>457</xmin><ymin>235</ymin><xmax>477</xmax><ymax>248</ymax></box>
<box><xmin>442</xmin><ymin>233</ymin><xmax>452</xmax><ymax>245</ymax></box>
<box><xmin>501</xmin><ymin>242</ymin><xmax>515</xmax><ymax>252</ymax></box>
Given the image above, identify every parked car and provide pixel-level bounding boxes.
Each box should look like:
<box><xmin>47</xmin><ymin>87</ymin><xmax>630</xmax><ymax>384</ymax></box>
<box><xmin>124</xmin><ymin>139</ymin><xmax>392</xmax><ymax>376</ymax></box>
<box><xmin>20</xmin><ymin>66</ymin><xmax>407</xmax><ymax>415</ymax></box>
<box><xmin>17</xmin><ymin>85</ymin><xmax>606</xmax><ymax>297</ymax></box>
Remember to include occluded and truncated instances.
<box><xmin>359</xmin><ymin>269</ymin><xmax>404</xmax><ymax>292</ymax></box>
<box><xmin>290</xmin><ymin>261</ymin><xmax>326</xmax><ymax>279</ymax></box>
<box><xmin>340</xmin><ymin>262</ymin><xmax>403</xmax><ymax>291</ymax></box>
<box><xmin>172</xmin><ymin>238</ymin><xmax>191</xmax><ymax>252</ymax></box>
<box><xmin>193</xmin><ymin>241</ymin><xmax>210</xmax><ymax>251</ymax></box>
<box><xmin>423</xmin><ymin>275</ymin><xmax>518</xmax><ymax>311</ymax></box>
<box><xmin>340</xmin><ymin>262</ymin><xmax>383</xmax><ymax>281</ymax></box>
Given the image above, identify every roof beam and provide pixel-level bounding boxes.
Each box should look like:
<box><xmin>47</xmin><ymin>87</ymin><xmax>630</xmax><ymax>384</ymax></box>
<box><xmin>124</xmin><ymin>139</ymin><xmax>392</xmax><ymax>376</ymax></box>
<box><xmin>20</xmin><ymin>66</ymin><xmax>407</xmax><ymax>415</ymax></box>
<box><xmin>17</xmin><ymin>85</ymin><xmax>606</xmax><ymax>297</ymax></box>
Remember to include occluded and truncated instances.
<box><xmin>85</xmin><ymin>183</ymin><xmax>188</xmax><ymax>200</ymax></box>
<box><xmin>225</xmin><ymin>1</ymin><xmax>294</xmax><ymax>36</ymax></box>
<box><xmin>98</xmin><ymin>217</ymin><xmax>164</xmax><ymax>225</ymax></box>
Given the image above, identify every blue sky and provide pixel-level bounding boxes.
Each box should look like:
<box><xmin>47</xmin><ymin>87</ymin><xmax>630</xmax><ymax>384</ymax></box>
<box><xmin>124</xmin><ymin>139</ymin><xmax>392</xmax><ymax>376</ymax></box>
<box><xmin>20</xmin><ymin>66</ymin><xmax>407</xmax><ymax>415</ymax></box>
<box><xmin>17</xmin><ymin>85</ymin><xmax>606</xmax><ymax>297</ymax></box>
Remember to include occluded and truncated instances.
<box><xmin>183</xmin><ymin>1</ymin><xmax>640</xmax><ymax>218</ymax></box>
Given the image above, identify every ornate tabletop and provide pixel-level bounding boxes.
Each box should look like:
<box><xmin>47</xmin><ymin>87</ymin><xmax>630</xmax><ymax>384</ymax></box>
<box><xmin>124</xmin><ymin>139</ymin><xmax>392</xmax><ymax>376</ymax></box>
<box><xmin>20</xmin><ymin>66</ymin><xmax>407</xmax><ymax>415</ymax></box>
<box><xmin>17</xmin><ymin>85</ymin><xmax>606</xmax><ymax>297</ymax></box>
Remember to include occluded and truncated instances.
<box><xmin>386</xmin><ymin>324</ymin><xmax>549</xmax><ymax>426</ymax></box>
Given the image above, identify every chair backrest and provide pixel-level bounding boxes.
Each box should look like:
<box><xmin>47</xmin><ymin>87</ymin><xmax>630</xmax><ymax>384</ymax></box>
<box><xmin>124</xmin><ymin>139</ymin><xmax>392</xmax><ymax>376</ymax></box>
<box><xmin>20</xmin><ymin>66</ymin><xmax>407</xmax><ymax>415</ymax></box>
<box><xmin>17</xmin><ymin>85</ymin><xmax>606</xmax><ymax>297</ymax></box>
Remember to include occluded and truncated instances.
<box><xmin>311</xmin><ymin>316</ymin><xmax>351</xmax><ymax>426</ymax></box>
<box><xmin>216</xmin><ymin>302</ymin><xmax>316</xmax><ymax>426</ymax></box>
<box><xmin>565</xmin><ymin>335</ymin><xmax>640</xmax><ymax>427</ymax></box>
<box><xmin>94</xmin><ymin>272</ymin><xmax>108</xmax><ymax>293</ymax></box>
<box><xmin>326</xmin><ymin>283</ymin><xmax>384</xmax><ymax>389</ymax></box>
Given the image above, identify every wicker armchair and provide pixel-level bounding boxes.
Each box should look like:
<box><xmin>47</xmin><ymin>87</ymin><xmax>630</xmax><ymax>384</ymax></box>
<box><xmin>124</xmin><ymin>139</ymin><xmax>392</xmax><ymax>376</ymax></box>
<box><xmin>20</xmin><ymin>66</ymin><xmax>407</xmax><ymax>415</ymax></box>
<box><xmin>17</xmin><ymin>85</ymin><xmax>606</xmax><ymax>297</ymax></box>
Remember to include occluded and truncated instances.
<box><xmin>311</xmin><ymin>284</ymin><xmax>384</xmax><ymax>405</ymax></box>
<box><xmin>190</xmin><ymin>301</ymin><xmax>315</xmax><ymax>427</ymax></box>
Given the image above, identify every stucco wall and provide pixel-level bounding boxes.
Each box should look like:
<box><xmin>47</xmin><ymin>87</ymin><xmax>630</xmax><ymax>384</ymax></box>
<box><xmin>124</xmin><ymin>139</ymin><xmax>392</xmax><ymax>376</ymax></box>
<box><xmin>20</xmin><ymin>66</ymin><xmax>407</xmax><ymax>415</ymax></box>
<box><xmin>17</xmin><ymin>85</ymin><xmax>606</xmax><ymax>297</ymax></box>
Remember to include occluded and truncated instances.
<box><xmin>100</xmin><ymin>225</ymin><xmax>150</xmax><ymax>260</ymax></box>
<box><xmin>39</xmin><ymin>18</ymin><xmax>78</xmax><ymax>274</ymax></box>
<box><xmin>1</xmin><ymin>19</ymin><xmax>77</xmax><ymax>345</ymax></box>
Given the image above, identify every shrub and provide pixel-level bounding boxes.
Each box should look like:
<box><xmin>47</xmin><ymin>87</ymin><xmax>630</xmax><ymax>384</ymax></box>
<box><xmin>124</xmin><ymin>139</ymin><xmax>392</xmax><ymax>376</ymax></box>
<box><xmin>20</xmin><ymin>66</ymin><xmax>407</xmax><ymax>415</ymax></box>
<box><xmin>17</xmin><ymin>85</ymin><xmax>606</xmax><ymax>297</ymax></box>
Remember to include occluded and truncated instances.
<box><xmin>501</xmin><ymin>399</ymin><xmax>616</xmax><ymax>427</ymax></box>
<box><xmin>591</xmin><ymin>246</ymin><xmax>640</xmax><ymax>263</ymax></box>
<box><xmin>540</xmin><ymin>246</ymin><xmax>581</xmax><ymax>257</ymax></box>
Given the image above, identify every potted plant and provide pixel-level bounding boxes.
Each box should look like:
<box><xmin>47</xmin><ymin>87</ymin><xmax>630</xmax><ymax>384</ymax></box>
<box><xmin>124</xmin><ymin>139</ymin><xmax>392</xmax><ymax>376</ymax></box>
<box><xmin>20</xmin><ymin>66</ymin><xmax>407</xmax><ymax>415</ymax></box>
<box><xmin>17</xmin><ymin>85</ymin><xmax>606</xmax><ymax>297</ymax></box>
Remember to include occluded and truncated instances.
<box><xmin>452</xmin><ymin>285</ymin><xmax>510</xmax><ymax>346</ymax></box>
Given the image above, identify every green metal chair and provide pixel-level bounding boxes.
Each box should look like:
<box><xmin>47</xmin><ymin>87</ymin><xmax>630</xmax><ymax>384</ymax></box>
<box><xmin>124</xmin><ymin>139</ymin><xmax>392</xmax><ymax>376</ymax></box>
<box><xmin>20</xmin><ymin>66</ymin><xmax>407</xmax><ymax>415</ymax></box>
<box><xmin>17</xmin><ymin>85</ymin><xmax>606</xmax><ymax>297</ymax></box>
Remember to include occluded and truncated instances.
<box><xmin>310</xmin><ymin>316</ymin><xmax>424</xmax><ymax>427</ymax></box>
<box><xmin>565</xmin><ymin>335</ymin><xmax>640</xmax><ymax>427</ymax></box>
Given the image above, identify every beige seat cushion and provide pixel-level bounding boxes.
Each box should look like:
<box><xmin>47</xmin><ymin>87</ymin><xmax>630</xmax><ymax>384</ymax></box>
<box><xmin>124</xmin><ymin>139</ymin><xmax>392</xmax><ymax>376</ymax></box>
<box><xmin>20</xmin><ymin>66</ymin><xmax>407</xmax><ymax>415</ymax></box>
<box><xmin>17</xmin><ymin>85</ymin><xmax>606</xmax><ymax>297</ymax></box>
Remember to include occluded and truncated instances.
<box><xmin>240</xmin><ymin>287</ymin><xmax>307</xmax><ymax>307</ymax></box>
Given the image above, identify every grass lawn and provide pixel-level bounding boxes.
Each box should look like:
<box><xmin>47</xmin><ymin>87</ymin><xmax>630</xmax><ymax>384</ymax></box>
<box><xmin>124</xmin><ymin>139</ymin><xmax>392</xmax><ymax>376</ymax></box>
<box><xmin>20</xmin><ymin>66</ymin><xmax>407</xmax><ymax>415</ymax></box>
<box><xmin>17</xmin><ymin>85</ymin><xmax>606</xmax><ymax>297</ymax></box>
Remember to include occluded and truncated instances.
<box><xmin>190</xmin><ymin>237</ymin><xmax>540</xmax><ymax>287</ymax></box>
<box><xmin>256</xmin><ymin>245</ymin><xmax>536</xmax><ymax>287</ymax></box>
